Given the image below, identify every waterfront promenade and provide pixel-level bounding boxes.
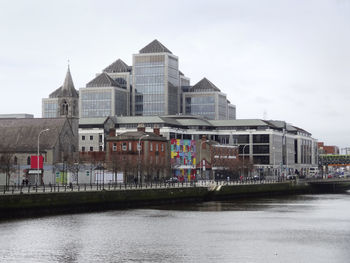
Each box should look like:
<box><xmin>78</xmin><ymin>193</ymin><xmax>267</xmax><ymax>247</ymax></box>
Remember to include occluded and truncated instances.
<box><xmin>1</xmin><ymin>178</ymin><xmax>349</xmax><ymax>219</ymax></box>
<box><xmin>0</xmin><ymin>179</ymin><xmax>278</xmax><ymax>195</ymax></box>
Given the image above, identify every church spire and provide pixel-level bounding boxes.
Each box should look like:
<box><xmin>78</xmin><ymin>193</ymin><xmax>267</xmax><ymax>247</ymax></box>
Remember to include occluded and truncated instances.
<box><xmin>62</xmin><ymin>64</ymin><xmax>74</xmax><ymax>91</ymax></box>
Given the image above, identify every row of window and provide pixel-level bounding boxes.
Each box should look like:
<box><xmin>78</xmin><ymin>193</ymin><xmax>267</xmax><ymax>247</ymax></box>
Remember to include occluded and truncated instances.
<box><xmin>81</xmin><ymin>146</ymin><xmax>103</xmax><ymax>152</ymax></box>
<box><xmin>81</xmin><ymin>135</ymin><xmax>103</xmax><ymax>142</ymax></box>
<box><xmin>112</xmin><ymin>142</ymin><xmax>164</xmax><ymax>152</ymax></box>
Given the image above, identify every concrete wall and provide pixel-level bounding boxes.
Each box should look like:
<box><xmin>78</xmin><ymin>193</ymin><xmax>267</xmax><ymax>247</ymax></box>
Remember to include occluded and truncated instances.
<box><xmin>0</xmin><ymin>182</ymin><xmax>313</xmax><ymax>219</ymax></box>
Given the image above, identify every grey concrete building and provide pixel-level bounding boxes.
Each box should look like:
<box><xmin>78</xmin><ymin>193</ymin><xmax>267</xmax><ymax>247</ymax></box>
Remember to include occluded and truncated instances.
<box><xmin>79</xmin><ymin>117</ymin><xmax>115</xmax><ymax>152</ymax></box>
<box><xmin>0</xmin><ymin>114</ymin><xmax>34</xmax><ymax>119</ymax></box>
<box><xmin>112</xmin><ymin>115</ymin><xmax>318</xmax><ymax>177</ymax></box>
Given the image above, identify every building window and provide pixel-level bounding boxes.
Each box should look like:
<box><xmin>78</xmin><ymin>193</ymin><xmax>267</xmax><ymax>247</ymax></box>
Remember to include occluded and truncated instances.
<box><xmin>156</xmin><ymin>144</ymin><xmax>159</xmax><ymax>152</ymax></box>
<box><xmin>82</xmin><ymin>146</ymin><xmax>85</xmax><ymax>152</ymax></box>
<box><xmin>99</xmin><ymin>146</ymin><xmax>103</xmax><ymax>151</ymax></box>
<box><xmin>82</xmin><ymin>135</ymin><xmax>85</xmax><ymax>141</ymax></box>
<box><xmin>90</xmin><ymin>146</ymin><xmax>93</xmax><ymax>151</ymax></box>
<box><xmin>27</xmin><ymin>156</ymin><xmax>31</xmax><ymax>165</ymax></box>
<box><xmin>161</xmin><ymin>144</ymin><xmax>164</xmax><ymax>152</ymax></box>
<box><xmin>113</xmin><ymin>143</ymin><xmax>117</xmax><ymax>151</ymax></box>
<box><xmin>99</xmin><ymin>134</ymin><xmax>103</xmax><ymax>143</ymax></box>
<box><xmin>122</xmin><ymin>142</ymin><xmax>127</xmax><ymax>151</ymax></box>
<box><xmin>129</xmin><ymin>142</ymin><xmax>132</xmax><ymax>151</ymax></box>
<box><xmin>253</xmin><ymin>145</ymin><xmax>270</xmax><ymax>154</ymax></box>
<box><xmin>90</xmin><ymin>135</ymin><xmax>93</xmax><ymax>140</ymax></box>
<box><xmin>150</xmin><ymin>143</ymin><xmax>153</xmax><ymax>152</ymax></box>
<box><xmin>253</xmin><ymin>134</ymin><xmax>269</xmax><ymax>143</ymax></box>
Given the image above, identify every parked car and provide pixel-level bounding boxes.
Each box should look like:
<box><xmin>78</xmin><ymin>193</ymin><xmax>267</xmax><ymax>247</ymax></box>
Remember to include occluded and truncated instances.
<box><xmin>166</xmin><ymin>177</ymin><xmax>178</xmax><ymax>183</ymax></box>
<box><xmin>287</xmin><ymin>175</ymin><xmax>296</xmax><ymax>180</ymax></box>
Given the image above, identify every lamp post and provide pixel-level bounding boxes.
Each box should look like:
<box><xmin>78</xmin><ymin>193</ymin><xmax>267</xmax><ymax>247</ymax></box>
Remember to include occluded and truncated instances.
<box><xmin>242</xmin><ymin>144</ymin><xmax>249</xmax><ymax>178</ymax></box>
<box><xmin>138</xmin><ymin>134</ymin><xmax>149</xmax><ymax>184</ymax></box>
<box><xmin>272</xmin><ymin>146</ymin><xmax>276</xmax><ymax>181</ymax></box>
<box><xmin>199</xmin><ymin>139</ymin><xmax>209</xmax><ymax>180</ymax></box>
<box><xmin>37</xmin><ymin>128</ymin><xmax>50</xmax><ymax>185</ymax></box>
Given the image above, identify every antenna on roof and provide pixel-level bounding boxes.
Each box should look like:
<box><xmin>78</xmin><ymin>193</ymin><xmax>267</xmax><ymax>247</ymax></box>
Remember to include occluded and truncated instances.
<box><xmin>67</xmin><ymin>59</ymin><xmax>70</xmax><ymax>70</ymax></box>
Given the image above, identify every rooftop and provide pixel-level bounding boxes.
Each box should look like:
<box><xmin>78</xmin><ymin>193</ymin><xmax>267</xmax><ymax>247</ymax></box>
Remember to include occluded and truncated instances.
<box><xmin>103</xmin><ymin>59</ymin><xmax>131</xmax><ymax>73</ymax></box>
<box><xmin>190</xmin><ymin>78</ymin><xmax>221</xmax><ymax>92</ymax></box>
<box><xmin>49</xmin><ymin>67</ymin><xmax>79</xmax><ymax>98</ymax></box>
<box><xmin>0</xmin><ymin>118</ymin><xmax>67</xmax><ymax>152</ymax></box>
<box><xmin>86</xmin><ymin>73</ymin><xmax>122</xmax><ymax>88</ymax></box>
<box><xmin>139</xmin><ymin>39</ymin><xmax>172</xmax><ymax>54</ymax></box>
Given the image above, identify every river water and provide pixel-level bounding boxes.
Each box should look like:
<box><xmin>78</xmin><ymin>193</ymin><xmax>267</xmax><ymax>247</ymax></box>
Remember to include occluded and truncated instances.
<box><xmin>1</xmin><ymin>193</ymin><xmax>350</xmax><ymax>263</ymax></box>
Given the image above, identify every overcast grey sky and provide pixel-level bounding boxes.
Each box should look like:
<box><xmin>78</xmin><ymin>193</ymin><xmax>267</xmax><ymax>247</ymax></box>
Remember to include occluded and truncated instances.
<box><xmin>0</xmin><ymin>0</ymin><xmax>349</xmax><ymax>148</ymax></box>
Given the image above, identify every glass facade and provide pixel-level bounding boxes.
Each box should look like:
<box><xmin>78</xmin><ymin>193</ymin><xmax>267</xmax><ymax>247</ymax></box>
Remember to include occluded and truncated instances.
<box><xmin>228</xmin><ymin>105</ymin><xmax>236</xmax><ymax>120</ymax></box>
<box><xmin>218</xmin><ymin>95</ymin><xmax>227</xmax><ymax>120</ymax></box>
<box><xmin>134</xmin><ymin>55</ymin><xmax>166</xmax><ymax>116</ymax></box>
<box><xmin>81</xmin><ymin>89</ymin><xmax>113</xmax><ymax>118</ymax></box>
<box><xmin>43</xmin><ymin>100</ymin><xmax>58</xmax><ymax>118</ymax></box>
<box><xmin>168</xmin><ymin>57</ymin><xmax>179</xmax><ymax>115</ymax></box>
<box><xmin>133</xmin><ymin>54</ymin><xmax>179</xmax><ymax>116</ymax></box>
<box><xmin>115</xmin><ymin>89</ymin><xmax>127</xmax><ymax>116</ymax></box>
<box><xmin>185</xmin><ymin>95</ymin><xmax>216</xmax><ymax>119</ymax></box>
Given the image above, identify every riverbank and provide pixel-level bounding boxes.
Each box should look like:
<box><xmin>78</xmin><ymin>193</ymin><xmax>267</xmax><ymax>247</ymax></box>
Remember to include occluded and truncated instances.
<box><xmin>0</xmin><ymin>181</ymin><xmax>343</xmax><ymax>219</ymax></box>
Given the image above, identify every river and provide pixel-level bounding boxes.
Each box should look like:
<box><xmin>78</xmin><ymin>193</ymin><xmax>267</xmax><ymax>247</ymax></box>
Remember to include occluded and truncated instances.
<box><xmin>1</xmin><ymin>192</ymin><xmax>350</xmax><ymax>263</ymax></box>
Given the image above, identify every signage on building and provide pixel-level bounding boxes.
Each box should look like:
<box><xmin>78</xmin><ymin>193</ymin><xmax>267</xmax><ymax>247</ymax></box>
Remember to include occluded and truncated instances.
<box><xmin>28</xmin><ymin>169</ymin><xmax>42</xmax><ymax>175</ymax></box>
<box><xmin>31</xmin><ymin>155</ymin><xmax>43</xmax><ymax>169</ymax></box>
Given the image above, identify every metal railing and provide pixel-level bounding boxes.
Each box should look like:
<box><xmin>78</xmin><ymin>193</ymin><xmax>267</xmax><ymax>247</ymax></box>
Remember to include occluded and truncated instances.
<box><xmin>0</xmin><ymin>179</ymin><xmax>281</xmax><ymax>195</ymax></box>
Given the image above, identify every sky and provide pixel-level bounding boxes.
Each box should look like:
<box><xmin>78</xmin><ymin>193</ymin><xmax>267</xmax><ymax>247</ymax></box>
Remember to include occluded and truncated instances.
<box><xmin>0</xmin><ymin>0</ymin><xmax>349</xmax><ymax>149</ymax></box>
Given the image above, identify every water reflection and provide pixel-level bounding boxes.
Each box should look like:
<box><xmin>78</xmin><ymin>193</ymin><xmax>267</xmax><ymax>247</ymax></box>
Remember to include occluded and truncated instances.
<box><xmin>0</xmin><ymin>193</ymin><xmax>350</xmax><ymax>263</ymax></box>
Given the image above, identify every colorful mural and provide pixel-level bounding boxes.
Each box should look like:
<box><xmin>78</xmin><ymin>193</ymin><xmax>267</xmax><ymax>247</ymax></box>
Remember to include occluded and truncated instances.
<box><xmin>170</xmin><ymin>139</ymin><xmax>197</xmax><ymax>181</ymax></box>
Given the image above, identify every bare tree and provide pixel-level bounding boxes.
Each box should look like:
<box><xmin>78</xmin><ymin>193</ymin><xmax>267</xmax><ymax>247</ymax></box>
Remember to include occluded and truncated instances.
<box><xmin>107</xmin><ymin>151</ymin><xmax>123</xmax><ymax>184</ymax></box>
<box><xmin>0</xmin><ymin>152</ymin><xmax>15</xmax><ymax>189</ymax></box>
<box><xmin>67</xmin><ymin>159</ymin><xmax>81</xmax><ymax>185</ymax></box>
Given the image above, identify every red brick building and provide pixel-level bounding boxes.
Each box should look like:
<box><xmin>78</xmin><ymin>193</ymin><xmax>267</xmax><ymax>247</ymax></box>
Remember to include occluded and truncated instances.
<box><xmin>318</xmin><ymin>142</ymin><xmax>339</xmax><ymax>155</ymax></box>
<box><xmin>106</xmin><ymin>125</ymin><xmax>169</xmax><ymax>183</ymax></box>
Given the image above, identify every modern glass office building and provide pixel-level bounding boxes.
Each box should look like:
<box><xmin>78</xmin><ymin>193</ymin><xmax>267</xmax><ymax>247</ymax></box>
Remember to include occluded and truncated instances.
<box><xmin>80</xmin><ymin>73</ymin><xmax>128</xmax><ymax>118</ymax></box>
<box><xmin>132</xmin><ymin>40</ymin><xmax>180</xmax><ymax>116</ymax></box>
<box><xmin>183</xmin><ymin>78</ymin><xmax>235</xmax><ymax>120</ymax></box>
<box><xmin>76</xmin><ymin>40</ymin><xmax>236</xmax><ymax>120</ymax></box>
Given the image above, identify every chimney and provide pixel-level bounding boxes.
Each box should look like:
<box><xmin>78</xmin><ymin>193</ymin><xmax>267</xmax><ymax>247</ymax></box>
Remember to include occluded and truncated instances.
<box><xmin>137</xmin><ymin>123</ymin><xmax>146</xmax><ymax>133</ymax></box>
<box><xmin>153</xmin><ymin>125</ymin><xmax>160</xmax><ymax>136</ymax></box>
<box><xmin>109</xmin><ymin>128</ymin><xmax>116</xmax><ymax>137</ymax></box>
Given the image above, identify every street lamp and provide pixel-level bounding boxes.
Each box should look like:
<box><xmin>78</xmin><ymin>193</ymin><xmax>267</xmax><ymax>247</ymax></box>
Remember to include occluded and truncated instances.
<box><xmin>37</xmin><ymin>128</ymin><xmax>50</xmax><ymax>185</ymax></box>
<box><xmin>138</xmin><ymin>134</ymin><xmax>149</xmax><ymax>184</ymax></box>
<box><xmin>199</xmin><ymin>139</ymin><xmax>209</xmax><ymax>180</ymax></box>
<box><xmin>272</xmin><ymin>146</ymin><xmax>276</xmax><ymax>181</ymax></box>
<box><xmin>242</xmin><ymin>144</ymin><xmax>249</xmax><ymax>178</ymax></box>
